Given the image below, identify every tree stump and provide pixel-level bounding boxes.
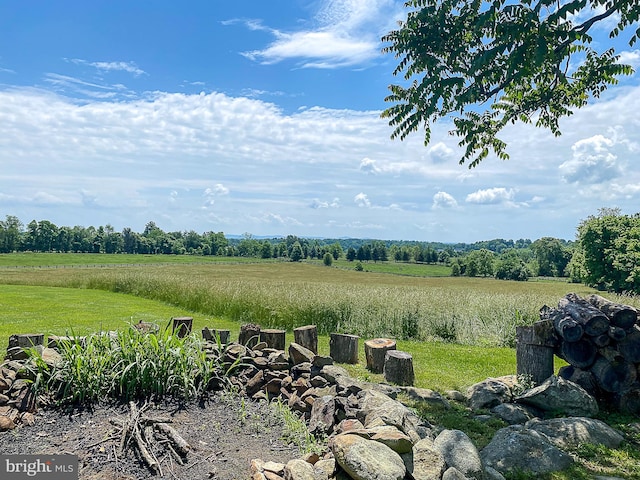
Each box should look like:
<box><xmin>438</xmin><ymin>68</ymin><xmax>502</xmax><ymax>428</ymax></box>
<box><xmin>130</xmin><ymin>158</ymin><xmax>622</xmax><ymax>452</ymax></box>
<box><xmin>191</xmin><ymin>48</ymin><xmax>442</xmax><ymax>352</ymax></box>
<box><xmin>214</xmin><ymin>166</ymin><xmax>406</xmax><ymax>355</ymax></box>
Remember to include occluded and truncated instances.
<box><xmin>239</xmin><ymin>323</ymin><xmax>261</xmax><ymax>349</ymax></box>
<box><xmin>384</xmin><ymin>350</ymin><xmax>415</xmax><ymax>386</ymax></box>
<box><xmin>329</xmin><ymin>333</ymin><xmax>359</xmax><ymax>364</ymax></box>
<box><xmin>260</xmin><ymin>329</ymin><xmax>286</xmax><ymax>350</ymax></box>
<box><xmin>7</xmin><ymin>334</ymin><xmax>45</xmax><ymax>360</ymax></box>
<box><xmin>172</xmin><ymin>317</ymin><xmax>193</xmax><ymax>338</ymax></box>
<box><xmin>294</xmin><ymin>325</ymin><xmax>318</xmax><ymax>354</ymax></box>
<box><xmin>202</xmin><ymin>327</ymin><xmax>230</xmax><ymax>344</ymax></box>
<box><xmin>516</xmin><ymin>320</ymin><xmax>556</xmax><ymax>385</ymax></box>
<box><xmin>364</xmin><ymin>338</ymin><xmax>397</xmax><ymax>373</ymax></box>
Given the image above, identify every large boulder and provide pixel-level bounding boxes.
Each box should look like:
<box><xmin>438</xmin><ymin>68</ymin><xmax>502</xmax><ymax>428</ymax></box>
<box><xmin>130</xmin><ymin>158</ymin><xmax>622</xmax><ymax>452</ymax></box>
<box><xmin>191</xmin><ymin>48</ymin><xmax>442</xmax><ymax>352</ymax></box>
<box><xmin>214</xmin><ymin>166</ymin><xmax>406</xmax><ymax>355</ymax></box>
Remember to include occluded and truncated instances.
<box><xmin>433</xmin><ymin>429</ymin><xmax>483</xmax><ymax>478</ymax></box>
<box><xmin>330</xmin><ymin>434</ymin><xmax>406</xmax><ymax>480</ymax></box>
<box><xmin>467</xmin><ymin>378</ymin><xmax>511</xmax><ymax>410</ymax></box>
<box><xmin>515</xmin><ymin>375</ymin><xmax>599</xmax><ymax>417</ymax></box>
<box><xmin>525</xmin><ymin>417</ymin><xmax>624</xmax><ymax>449</ymax></box>
<box><xmin>481</xmin><ymin>425</ymin><xmax>573</xmax><ymax>475</ymax></box>
<box><xmin>407</xmin><ymin>437</ymin><xmax>446</xmax><ymax>480</ymax></box>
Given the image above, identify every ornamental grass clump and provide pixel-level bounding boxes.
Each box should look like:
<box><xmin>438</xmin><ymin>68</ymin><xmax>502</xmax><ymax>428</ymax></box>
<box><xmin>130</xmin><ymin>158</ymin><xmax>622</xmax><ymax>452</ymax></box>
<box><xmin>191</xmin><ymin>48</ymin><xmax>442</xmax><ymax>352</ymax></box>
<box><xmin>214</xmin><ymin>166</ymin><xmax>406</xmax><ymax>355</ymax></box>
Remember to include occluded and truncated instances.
<box><xmin>27</xmin><ymin>323</ymin><xmax>232</xmax><ymax>404</ymax></box>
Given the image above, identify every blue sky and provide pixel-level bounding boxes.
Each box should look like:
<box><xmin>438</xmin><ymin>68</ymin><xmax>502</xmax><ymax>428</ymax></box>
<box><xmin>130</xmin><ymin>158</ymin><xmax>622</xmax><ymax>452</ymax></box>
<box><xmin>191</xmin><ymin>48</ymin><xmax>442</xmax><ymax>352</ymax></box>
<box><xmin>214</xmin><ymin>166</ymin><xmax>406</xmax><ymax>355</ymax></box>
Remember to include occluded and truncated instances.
<box><xmin>1</xmin><ymin>1</ymin><xmax>639</xmax><ymax>243</ymax></box>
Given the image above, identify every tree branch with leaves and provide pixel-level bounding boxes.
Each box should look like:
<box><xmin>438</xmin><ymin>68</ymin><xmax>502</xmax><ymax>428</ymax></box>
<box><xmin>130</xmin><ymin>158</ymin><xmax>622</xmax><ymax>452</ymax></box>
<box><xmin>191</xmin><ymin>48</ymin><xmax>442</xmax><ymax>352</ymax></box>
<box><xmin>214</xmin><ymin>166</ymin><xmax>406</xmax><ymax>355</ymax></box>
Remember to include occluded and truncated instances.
<box><xmin>381</xmin><ymin>0</ymin><xmax>639</xmax><ymax>167</ymax></box>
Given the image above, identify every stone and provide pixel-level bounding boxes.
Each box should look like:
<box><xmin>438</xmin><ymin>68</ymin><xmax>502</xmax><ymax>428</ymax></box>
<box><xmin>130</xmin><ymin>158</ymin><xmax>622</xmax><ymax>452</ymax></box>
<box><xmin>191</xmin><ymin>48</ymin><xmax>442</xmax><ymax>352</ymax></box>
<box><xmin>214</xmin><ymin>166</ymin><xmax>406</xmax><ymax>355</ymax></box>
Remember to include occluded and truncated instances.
<box><xmin>41</xmin><ymin>347</ymin><xmax>62</xmax><ymax>368</ymax></box>
<box><xmin>490</xmin><ymin>403</ymin><xmax>534</xmax><ymax>425</ymax></box>
<box><xmin>467</xmin><ymin>378</ymin><xmax>511</xmax><ymax>410</ymax></box>
<box><xmin>401</xmin><ymin>386</ymin><xmax>451</xmax><ymax>409</ymax></box>
<box><xmin>525</xmin><ymin>417</ymin><xmax>624</xmax><ymax>449</ymax></box>
<box><xmin>409</xmin><ymin>437</ymin><xmax>446</xmax><ymax>480</ymax></box>
<box><xmin>309</xmin><ymin>396</ymin><xmax>336</xmax><ymax>435</ymax></box>
<box><xmin>433</xmin><ymin>429</ymin><xmax>482</xmax><ymax>477</ymax></box>
<box><xmin>515</xmin><ymin>375</ymin><xmax>599</xmax><ymax>417</ymax></box>
<box><xmin>314</xmin><ymin>458</ymin><xmax>336</xmax><ymax>478</ymax></box>
<box><xmin>312</xmin><ymin>356</ymin><xmax>333</xmax><ymax>368</ymax></box>
<box><xmin>284</xmin><ymin>459</ymin><xmax>328</xmax><ymax>480</ymax></box>
<box><xmin>444</xmin><ymin>390</ymin><xmax>466</xmax><ymax>402</ymax></box>
<box><xmin>481</xmin><ymin>425</ymin><xmax>573</xmax><ymax>475</ymax></box>
<box><xmin>330</xmin><ymin>434</ymin><xmax>406</xmax><ymax>480</ymax></box>
<box><xmin>442</xmin><ymin>467</ymin><xmax>469</xmax><ymax>480</ymax></box>
<box><xmin>263</xmin><ymin>461</ymin><xmax>286</xmax><ymax>475</ymax></box>
<box><xmin>0</xmin><ymin>394</ymin><xmax>9</xmax><ymax>406</ymax></box>
<box><xmin>369</xmin><ymin>425</ymin><xmax>414</xmax><ymax>454</ymax></box>
<box><xmin>0</xmin><ymin>415</ymin><xmax>16</xmax><ymax>431</ymax></box>
<box><xmin>289</xmin><ymin>343</ymin><xmax>315</xmax><ymax>366</ymax></box>
<box><xmin>320</xmin><ymin>365</ymin><xmax>350</xmax><ymax>383</ymax></box>
<box><xmin>336</xmin><ymin>419</ymin><xmax>364</xmax><ymax>434</ymax></box>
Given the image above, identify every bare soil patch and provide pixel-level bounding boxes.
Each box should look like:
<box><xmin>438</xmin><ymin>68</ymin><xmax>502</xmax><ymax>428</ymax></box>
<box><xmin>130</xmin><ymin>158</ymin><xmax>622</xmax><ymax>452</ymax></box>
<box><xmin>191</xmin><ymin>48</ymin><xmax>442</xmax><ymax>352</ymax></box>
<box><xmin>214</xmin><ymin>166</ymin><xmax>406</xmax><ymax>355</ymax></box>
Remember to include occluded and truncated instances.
<box><xmin>0</xmin><ymin>392</ymin><xmax>302</xmax><ymax>480</ymax></box>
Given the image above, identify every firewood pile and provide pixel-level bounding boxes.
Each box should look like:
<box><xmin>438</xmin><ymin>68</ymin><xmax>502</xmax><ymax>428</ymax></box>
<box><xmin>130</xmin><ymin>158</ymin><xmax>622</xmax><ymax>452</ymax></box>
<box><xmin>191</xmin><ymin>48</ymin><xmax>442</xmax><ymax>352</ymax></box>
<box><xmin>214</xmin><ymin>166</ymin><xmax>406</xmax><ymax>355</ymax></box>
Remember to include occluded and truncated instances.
<box><xmin>542</xmin><ymin>293</ymin><xmax>640</xmax><ymax>413</ymax></box>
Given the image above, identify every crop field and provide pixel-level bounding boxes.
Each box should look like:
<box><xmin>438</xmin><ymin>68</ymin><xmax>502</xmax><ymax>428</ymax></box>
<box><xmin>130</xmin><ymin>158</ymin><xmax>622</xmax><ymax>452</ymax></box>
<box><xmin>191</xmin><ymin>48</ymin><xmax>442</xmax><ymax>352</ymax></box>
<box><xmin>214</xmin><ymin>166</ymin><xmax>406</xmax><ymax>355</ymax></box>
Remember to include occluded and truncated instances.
<box><xmin>2</xmin><ymin>253</ymin><xmax>634</xmax><ymax>391</ymax></box>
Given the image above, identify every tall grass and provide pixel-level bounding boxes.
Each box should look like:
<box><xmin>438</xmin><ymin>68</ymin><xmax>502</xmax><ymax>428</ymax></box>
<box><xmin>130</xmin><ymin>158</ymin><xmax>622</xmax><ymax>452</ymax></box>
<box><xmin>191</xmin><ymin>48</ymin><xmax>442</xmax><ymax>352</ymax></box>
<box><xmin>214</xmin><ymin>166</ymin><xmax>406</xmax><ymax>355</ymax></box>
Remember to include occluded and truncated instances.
<box><xmin>0</xmin><ymin>262</ymin><xmax>612</xmax><ymax>347</ymax></box>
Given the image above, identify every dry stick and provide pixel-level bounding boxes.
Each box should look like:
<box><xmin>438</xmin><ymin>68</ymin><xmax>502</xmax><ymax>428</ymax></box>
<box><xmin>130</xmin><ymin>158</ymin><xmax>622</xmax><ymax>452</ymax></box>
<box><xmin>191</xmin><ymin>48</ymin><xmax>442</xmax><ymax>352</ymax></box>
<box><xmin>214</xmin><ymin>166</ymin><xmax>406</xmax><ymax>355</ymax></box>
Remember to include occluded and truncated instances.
<box><xmin>134</xmin><ymin>425</ymin><xmax>160</xmax><ymax>474</ymax></box>
<box><xmin>184</xmin><ymin>452</ymin><xmax>218</xmax><ymax>471</ymax></box>
<box><xmin>155</xmin><ymin>423</ymin><xmax>191</xmax><ymax>456</ymax></box>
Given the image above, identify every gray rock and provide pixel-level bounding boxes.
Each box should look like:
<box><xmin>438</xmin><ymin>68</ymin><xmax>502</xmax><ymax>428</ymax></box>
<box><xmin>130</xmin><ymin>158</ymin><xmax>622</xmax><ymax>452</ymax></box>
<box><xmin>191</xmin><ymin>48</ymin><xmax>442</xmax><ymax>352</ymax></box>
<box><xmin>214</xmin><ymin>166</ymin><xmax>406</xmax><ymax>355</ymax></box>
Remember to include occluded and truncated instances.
<box><xmin>484</xmin><ymin>465</ymin><xmax>506</xmax><ymax>480</ymax></box>
<box><xmin>401</xmin><ymin>386</ymin><xmax>451</xmax><ymax>409</ymax></box>
<box><xmin>289</xmin><ymin>343</ymin><xmax>315</xmax><ymax>366</ymax></box>
<box><xmin>363</xmin><ymin>398</ymin><xmax>432</xmax><ymax>441</ymax></box>
<box><xmin>433</xmin><ymin>430</ymin><xmax>482</xmax><ymax>477</ymax></box>
<box><xmin>490</xmin><ymin>403</ymin><xmax>534</xmax><ymax>425</ymax></box>
<box><xmin>368</xmin><ymin>425</ymin><xmax>414</xmax><ymax>454</ymax></box>
<box><xmin>409</xmin><ymin>437</ymin><xmax>446</xmax><ymax>480</ymax></box>
<box><xmin>442</xmin><ymin>467</ymin><xmax>469</xmax><ymax>480</ymax></box>
<box><xmin>321</xmin><ymin>365</ymin><xmax>350</xmax><ymax>383</ymax></box>
<box><xmin>284</xmin><ymin>459</ymin><xmax>328</xmax><ymax>480</ymax></box>
<box><xmin>525</xmin><ymin>417</ymin><xmax>624</xmax><ymax>449</ymax></box>
<box><xmin>481</xmin><ymin>425</ymin><xmax>573</xmax><ymax>475</ymax></box>
<box><xmin>331</xmin><ymin>434</ymin><xmax>406</xmax><ymax>480</ymax></box>
<box><xmin>444</xmin><ymin>390</ymin><xmax>466</xmax><ymax>402</ymax></box>
<box><xmin>516</xmin><ymin>375</ymin><xmax>599</xmax><ymax>417</ymax></box>
<box><xmin>467</xmin><ymin>378</ymin><xmax>511</xmax><ymax>410</ymax></box>
<box><xmin>309</xmin><ymin>395</ymin><xmax>336</xmax><ymax>435</ymax></box>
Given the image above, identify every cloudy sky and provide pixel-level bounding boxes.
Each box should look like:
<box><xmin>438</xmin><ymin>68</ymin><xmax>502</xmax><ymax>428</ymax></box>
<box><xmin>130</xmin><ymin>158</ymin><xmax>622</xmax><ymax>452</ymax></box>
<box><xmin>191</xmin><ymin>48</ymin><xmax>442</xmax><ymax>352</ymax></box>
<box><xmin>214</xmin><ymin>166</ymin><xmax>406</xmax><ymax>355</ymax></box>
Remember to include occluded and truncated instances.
<box><xmin>1</xmin><ymin>1</ymin><xmax>639</xmax><ymax>243</ymax></box>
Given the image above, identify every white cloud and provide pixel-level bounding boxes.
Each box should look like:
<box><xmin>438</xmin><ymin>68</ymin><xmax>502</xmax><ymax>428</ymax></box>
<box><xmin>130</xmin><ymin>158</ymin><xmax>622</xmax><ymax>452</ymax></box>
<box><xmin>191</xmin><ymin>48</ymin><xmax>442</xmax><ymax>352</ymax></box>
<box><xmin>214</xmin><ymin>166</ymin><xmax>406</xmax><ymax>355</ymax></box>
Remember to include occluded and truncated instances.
<box><xmin>617</xmin><ymin>50</ymin><xmax>640</xmax><ymax>70</ymax></box>
<box><xmin>310</xmin><ymin>198</ymin><xmax>340</xmax><ymax>209</ymax></box>
<box><xmin>68</xmin><ymin>58</ymin><xmax>146</xmax><ymax>76</ymax></box>
<box><xmin>466</xmin><ymin>188</ymin><xmax>515</xmax><ymax>205</ymax></box>
<box><xmin>559</xmin><ymin>134</ymin><xmax>622</xmax><ymax>184</ymax></box>
<box><xmin>354</xmin><ymin>192</ymin><xmax>371</xmax><ymax>207</ymax></box>
<box><xmin>432</xmin><ymin>191</ymin><xmax>458</xmax><ymax>209</ymax></box>
<box><xmin>428</xmin><ymin>142</ymin><xmax>455</xmax><ymax>163</ymax></box>
<box><xmin>237</xmin><ymin>0</ymin><xmax>402</xmax><ymax>68</ymax></box>
<box><xmin>359</xmin><ymin>157</ymin><xmax>380</xmax><ymax>174</ymax></box>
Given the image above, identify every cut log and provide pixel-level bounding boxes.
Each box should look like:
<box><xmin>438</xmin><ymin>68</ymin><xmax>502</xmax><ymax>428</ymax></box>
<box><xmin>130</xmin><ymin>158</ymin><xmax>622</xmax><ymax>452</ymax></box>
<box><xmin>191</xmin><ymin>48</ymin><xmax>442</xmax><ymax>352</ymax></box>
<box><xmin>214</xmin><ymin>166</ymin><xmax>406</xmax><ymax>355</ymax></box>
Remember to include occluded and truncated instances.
<box><xmin>617</xmin><ymin>326</ymin><xmax>640</xmax><ymax>363</ymax></box>
<box><xmin>541</xmin><ymin>306</ymin><xmax>582</xmax><ymax>342</ymax></box>
<box><xmin>202</xmin><ymin>327</ymin><xmax>230</xmax><ymax>344</ymax></box>
<box><xmin>364</xmin><ymin>338</ymin><xmax>397</xmax><ymax>374</ymax></box>
<box><xmin>591</xmin><ymin>354</ymin><xmax>637</xmax><ymax>393</ymax></box>
<box><xmin>238</xmin><ymin>323</ymin><xmax>261</xmax><ymax>349</ymax></box>
<box><xmin>7</xmin><ymin>334</ymin><xmax>45</xmax><ymax>360</ymax></box>
<box><xmin>557</xmin><ymin>337</ymin><xmax>597</xmax><ymax>369</ymax></box>
<box><xmin>329</xmin><ymin>333</ymin><xmax>359</xmax><ymax>364</ymax></box>
<box><xmin>383</xmin><ymin>350</ymin><xmax>415</xmax><ymax>386</ymax></box>
<box><xmin>587</xmin><ymin>294</ymin><xmax>638</xmax><ymax>329</ymax></box>
<box><xmin>591</xmin><ymin>333</ymin><xmax>610</xmax><ymax>348</ymax></box>
<box><xmin>259</xmin><ymin>329</ymin><xmax>286</xmax><ymax>351</ymax></box>
<box><xmin>608</xmin><ymin>326</ymin><xmax>627</xmax><ymax>342</ymax></box>
<box><xmin>612</xmin><ymin>384</ymin><xmax>640</xmax><ymax>415</ymax></box>
<box><xmin>558</xmin><ymin>365</ymin><xmax>598</xmax><ymax>395</ymax></box>
<box><xmin>558</xmin><ymin>293</ymin><xmax>610</xmax><ymax>336</ymax></box>
<box><xmin>516</xmin><ymin>323</ymin><xmax>555</xmax><ymax>385</ymax></box>
<box><xmin>172</xmin><ymin>317</ymin><xmax>193</xmax><ymax>338</ymax></box>
<box><xmin>294</xmin><ymin>325</ymin><xmax>318</xmax><ymax>354</ymax></box>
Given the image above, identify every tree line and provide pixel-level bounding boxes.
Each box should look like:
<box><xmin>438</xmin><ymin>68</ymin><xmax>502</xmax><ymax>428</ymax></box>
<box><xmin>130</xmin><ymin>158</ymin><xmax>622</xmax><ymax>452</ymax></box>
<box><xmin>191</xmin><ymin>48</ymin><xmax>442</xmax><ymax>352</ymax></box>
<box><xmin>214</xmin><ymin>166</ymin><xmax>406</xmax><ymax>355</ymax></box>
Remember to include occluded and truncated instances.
<box><xmin>7</xmin><ymin>213</ymin><xmax>639</xmax><ymax>294</ymax></box>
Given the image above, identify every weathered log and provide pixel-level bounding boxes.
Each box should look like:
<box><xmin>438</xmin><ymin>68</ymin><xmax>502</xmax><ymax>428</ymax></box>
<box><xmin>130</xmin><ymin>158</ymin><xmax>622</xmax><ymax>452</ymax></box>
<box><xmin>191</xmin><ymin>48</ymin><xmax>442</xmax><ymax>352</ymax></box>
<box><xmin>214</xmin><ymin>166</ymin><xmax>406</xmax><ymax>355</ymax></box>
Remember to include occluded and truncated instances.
<box><xmin>238</xmin><ymin>323</ymin><xmax>261</xmax><ymax>349</ymax></box>
<box><xmin>558</xmin><ymin>294</ymin><xmax>610</xmax><ymax>336</ymax></box>
<box><xmin>294</xmin><ymin>325</ymin><xmax>318</xmax><ymax>354</ymax></box>
<box><xmin>364</xmin><ymin>338</ymin><xmax>397</xmax><ymax>374</ymax></box>
<box><xmin>591</xmin><ymin>354</ymin><xmax>637</xmax><ymax>393</ymax></box>
<box><xmin>516</xmin><ymin>322</ymin><xmax>555</xmax><ymax>385</ymax></box>
<box><xmin>611</xmin><ymin>383</ymin><xmax>640</xmax><ymax>415</ymax></box>
<box><xmin>259</xmin><ymin>329</ymin><xmax>286</xmax><ymax>351</ymax></box>
<box><xmin>329</xmin><ymin>333</ymin><xmax>359</xmax><ymax>364</ymax></box>
<box><xmin>617</xmin><ymin>326</ymin><xmax>640</xmax><ymax>363</ymax></box>
<box><xmin>608</xmin><ymin>326</ymin><xmax>627</xmax><ymax>342</ymax></box>
<box><xmin>591</xmin><ymin>333</ymin><xmax>610</xmax><ymax>348</ymax></box>
<box><xmin>383</xmin><ymin>350</ymin><xmax>415</xmax><ymax>386</ymax></box>
<box><xmin>172</xmin><ymin>317</ymin><xmax>193</xmax><ymax>338</ymax></box>
<box><xmin>541</xmin><ymin>306</ymin><xmax>582</xmax><ymax>343</ymax></box>
<box><xmin>558</xmin><ymin>365</ymin><xmax>598</xmax><ymax>395</ymax></box>
<box><xmin>557</xmin><ymin>337</ymin><xmax>597</xmax><ymax>369</ymax></box>
<box><xmin>7</xmin><ymin>334</ymin><xmax>45</xmax><ymax>360</ymax></box>
<box><xmin>202</xmin><ymin>327</ymin><xmax>230</xmax><ymax>344</ymax></box>
<box><xmin>587</xmin><ymin>294</ymin><xmax>638</xmax><ymax>329</ymax></box>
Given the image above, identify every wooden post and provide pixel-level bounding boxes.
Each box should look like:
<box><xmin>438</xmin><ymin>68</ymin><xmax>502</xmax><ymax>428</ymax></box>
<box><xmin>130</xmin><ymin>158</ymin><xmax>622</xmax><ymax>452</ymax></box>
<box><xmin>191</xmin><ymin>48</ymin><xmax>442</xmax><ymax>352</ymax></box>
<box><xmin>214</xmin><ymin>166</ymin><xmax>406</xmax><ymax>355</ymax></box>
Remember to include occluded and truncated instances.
<box><xmin>516</xmin><ymin>319</ymin><xmax>556</xmax><ymax>385</ymax></box>
<box><xmin>294</xmin><ymin>325</ymin><xmax>318</xmax><ymax>354</ymax></box>
<box><xmin>364</xmin><ymin>338</ymin><xmax>397</xmax><ymax>373</ymax></box>
<box><xmin>384</xmin><ymin>350</ymin><xmax>415</xmax><ymax>386</ymax></box>
<box><xmin>239</xmin><ymin>323</ymin><xmax>261</xmax><ymax>349</ymax></box>
<box><xmin>202</xmin><ymin>327</ymin><xmax>230</xmax><ymax>344</ymax></box>
<box><xmin>330</xmin><ymin>333</ymin><xmax>359</xmax><ymax>364</ymax></box>
<box><xmin>172</xmin><ymin>317</ymin><xmax>193</xmax><ymax>338</ymax></box>
<box><xmin>260</xmin><ymin>329</ymin><xmax>286</xmax><ymax>350</ymax></box>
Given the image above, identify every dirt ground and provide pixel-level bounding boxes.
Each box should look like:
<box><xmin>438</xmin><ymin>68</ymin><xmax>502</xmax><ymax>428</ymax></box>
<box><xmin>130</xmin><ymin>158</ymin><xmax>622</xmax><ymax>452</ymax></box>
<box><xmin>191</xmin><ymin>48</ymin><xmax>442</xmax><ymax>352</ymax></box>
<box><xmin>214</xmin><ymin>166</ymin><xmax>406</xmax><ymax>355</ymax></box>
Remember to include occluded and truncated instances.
<box><xmin>0</xmin><ymin>392</ymin><xmax>303</xmax><ymax>480</ymax></box>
